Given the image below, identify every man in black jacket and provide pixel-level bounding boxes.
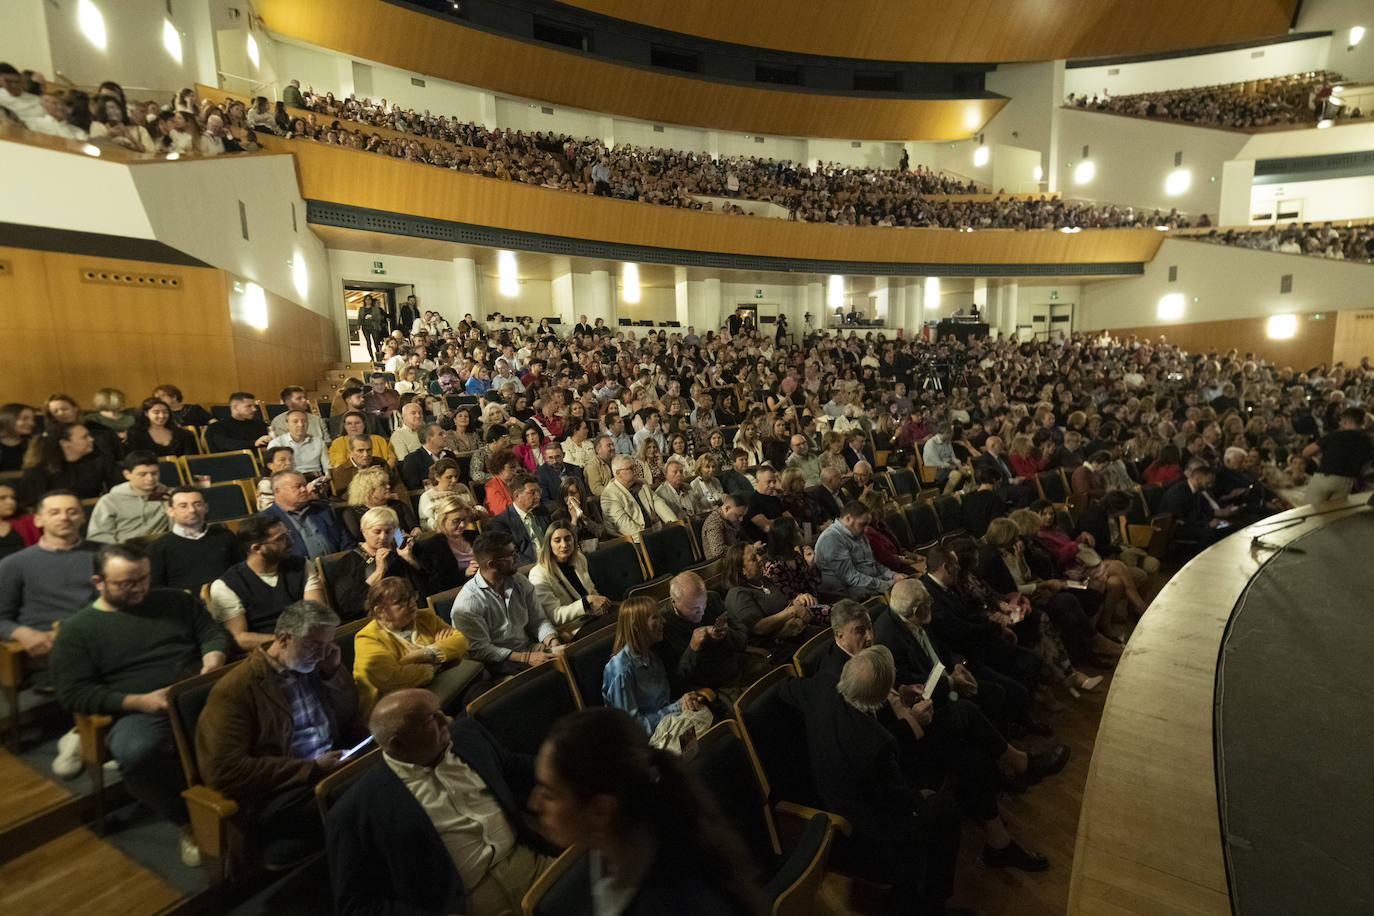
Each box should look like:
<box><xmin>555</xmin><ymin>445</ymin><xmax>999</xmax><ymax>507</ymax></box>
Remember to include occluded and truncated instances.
<box><xmin>204</xmin><ymin>392</ymin><xmax>271</xmax><ymax>453</ymax></box>
<box><xmin>326</xmin><ymin>688</ymin><xmax>550</xmax><ymax>916</ymax></box>
<box><xmin>655</xmin><ymin>571</ymin><xmax>748</xmax><ymax>697</ymax></box>
<box><xmin>1159</xmin><ymin>459</ymin><xmax>1230</xmax><ymax>556</ymax></box>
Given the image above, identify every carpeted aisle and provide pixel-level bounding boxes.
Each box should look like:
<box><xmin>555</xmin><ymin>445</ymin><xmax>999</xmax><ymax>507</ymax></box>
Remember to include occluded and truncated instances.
<box><xmin>1215</xmin><ymin>509</ymin><xmax>1374</xmax><ymax>916</ymax></box>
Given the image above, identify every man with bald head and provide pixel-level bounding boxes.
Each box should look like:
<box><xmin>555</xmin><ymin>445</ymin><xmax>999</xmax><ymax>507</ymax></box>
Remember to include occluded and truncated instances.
<box><xmin>974</xmin><ymin>436</ymin><xmax>1035</xmax><ymax>507</ymax></box>
<box><xmin>785</xmin><ymin>434</ymin><xmax>821</xmax><ymax>487</ymax></box>
<box><xmin>326</xmin><ymin>689</ymin><xmax>550</xmax><ymax>916</ymax></box>
<box><xmin>839</xmin><ymin>460</ymin><xmax>875</xmax><ymax>503</ymax></box>
<box><xmin>655</xmin><ymin>571</ymin><xmax>748</xmax><ymax>696</ymax></box>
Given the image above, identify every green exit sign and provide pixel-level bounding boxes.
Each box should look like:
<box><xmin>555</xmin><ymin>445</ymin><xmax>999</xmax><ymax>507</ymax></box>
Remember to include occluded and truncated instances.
<box><xmin>755</xmin><ymin>289</ymin><xmax>763</xmax><ymax>298</ymax></box>
<box><xmin>371</xmin><ymin>260</ymin><xmax>385</xmax><ymax>275</ymax></box>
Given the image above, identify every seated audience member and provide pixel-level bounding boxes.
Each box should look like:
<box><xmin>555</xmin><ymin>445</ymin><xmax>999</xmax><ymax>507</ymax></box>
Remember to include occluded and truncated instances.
<box><xmin>328</xmin><ymin>390</ymin><xmax>384</xmax><ymax>440</ymax></box>
<box><xmin>389</xmin><ymin>401</ymin><xmax>428</xmax><ymax>462</ymax></box>
<box><xmin>551</xmin><ymin>474</ymin><xmax>613</xmax><ymax>544</ymax></box>
<box><xmin>776</xmin><ymin>645</ymin><xmax>965</xmax><ymax>913</ymax></box>
<box><xmin>923</xmin><ymin>424</ymin><xmax>969</xmax><ymax>494</ymax></box>
<box><xmin>959</xmin><ymin>466</ymin><xmax>1008</xmax><ymax>538</ymax></box>
<box><xmin>785</xmin><ymin>433</ymin><xmax>822</xmax><ymax>487</ymax></box>
<box><xmin>0</xmin><ymin>402</ymin><xmax>37</xmax><ymax>473</ymax></box>
<box><xmin>814</xmin><ymin>499</ymin><xmax>904</xmax><ymax>597</ymax></box>
<box><xmin>742</xmin><ymin>465</ymin><xmax>786</xmax><ymax>541</ymax></box>
<box><xmin>269</xmin><ymin>387</ymin><xmax>328</xmax><ymax>441</ymax></box>
<box><xmin>488</xmin><ymin>473</ymin><xmax>550</xmax><ymax>566</ymax></box>
<box><xmin>601</xmin><ymin>455</ymin><xmax>676</xmax><ymax>538</ymax></box>
<box><xmin>204</xmin><ymin>392</ymin><xmax>271</xmax><ymax>453</ymax></box>
<box><xmin>210</xmin><ymin>515</ymin><xmax>325</xmax><ymax>652</ymax></box>
<box><xmin>327</xmin><ymin>410</ymin><xmax>394</xmax><ymax>468</ymax></box>
<box><xmin>808</xmin><ymin>465</ymin><xmax>847</xmax><ymax>524</ymax></box>
<box><xmin>1070</xmin><ymin>451</ymin><xmax>1111</xmax><ymax>500</ymax></box>
<box><xmin>1074</xmin><ymin>489</ymin><xmax>1160</xmax><ymax>584</ymax></box>
<box><xmin>582</xmin><ymin>434</ymin><xmax>617</xmax><ymax>497</ymax></box>
<box><xmin>328</xmin><ymin>506</ymin><xmax>428</xmax><ymax>621</ymax></box>
<box><xmin>689</xmin><ymin>453</ymin><xmax>726</xmax><ymax>509</ymax></box>
<box><xmin>602</xmin><ymin>597</ymin><xmax>713</xmax><ymax>749</ymax></box>
<box><xmin>268</xmin><ymin>409</ymin><xmax>331</xmax><ymax>476</ymax></box>
<box><xmin>85</xmin><ymin>388</ymin><xmax>133</xmax><ymax>437</ymax></box>
<box><xmin>656</xmin><ymin>571</ymin><xmax>748</xmax><ymax>695</ymax></box>
<box><xmin>722</xmin><ymin>542</ymin><xmax>814</xmax><ymax>647</ymax></box>
<box><xmin>483</xmin><ymin>451</ymin><xmax>520</xmax><ymax>516</ymax></box>
<box><xmin>531</xmin><ymin>707</ymin><xmax>764</xmax><ymax>913</ymax></box>
<box><xmin>327</xmin><ymin>689</ymin><xmax>552</xmax><ymax>916</ymax></box>
<box><xmin>86</xmin><ymin>451</ymin><xmax>171</xmax><ymax>544</ymax></box>
<box><xmin>469</xmin><ymin>424</ymin><xmax>513</xmax><ymax>485</ymax></box>
<box><xmin>1303</xmin><ymin>407</ymin><xmax>1373</xmax><ymax>504</ymax></box>
<box><xmin>145</xmin><ymin>487</ymin><xmax>243</xmax><ymax>590</ymax></box>
<box><xmin>859</xmin><ymin>489</ymin><xmax>925</xmax><ymax>575</ymax></box>
<box><xmin>699</xmin><ymin>493</ymin><xmax>747</xmax><ymax>561</ymax></box>
<box><xmin>154</xmin><ymin>384</ymin><xmax>212</xmax><ymax>429</ymax></box>
<box><xmin>400</xmin><ymin>423</ymin><xmax>451</xmax><ymax>492</ymax></box>
<box><xmin>534</xmin><ymin>439</ymin><xmax>583</xmax><ymax>508</ymax></box>
<box><xmin>330</xmin><ymin>434</ymin><xmax>402</xmax><ymax>498</ymax></box>
<box><xmin>261</xmin><ymin>470</ymin><xmax>355</xmax><ymax>560</ymax></box>
<box><xmin>974</xmin><ymin>437</ymin><xmax>1035</xmax><ymax>506</ymax></box>
<box><xmin>761</xmin><ymin>517</ymin><xmax>825</xmax><ymax>607</ymax></box>
<box><xmin>718</xmin><ymin>448</ymin><xmax>755</xmax><ymax>496</ymax></box>
<box><xmin>838</xmin><ymin>460</ymin><xmax>876</xmax><ymax>502</ymax></box>
<box><xmin>0</xmin><ymin>482</ymin><xmax>39</xmax><ymax>560</ymax></box>
<box><xmin>196</xmin><ymin>599</ymin><xmax>361</xmax><ymax>866</ymax></box>
<box><xmin>528</xmin><ymin>523</ymin><xmax>614</xmax><ymax>640</ymax></box>
<box><xmin>51</xmin><ymin>544</ymin><xmax>228</xmax><ymax>865</ymax></box>
<box><xmin>1159</xmin><ymin>459</ymin><xmax>1232</xmax><ymax>555</ymax></box>
<box><xmin>19</xmin><ymin>423</ymin><xmax>119</xmax><ymax>507</ymax></box>
<box><xmin>450</xmin><ymin>531</ymin><xmax>562</xmax><ymax>676</ymax></box>
<box><xmin>842</xmin><ymin>431</ymin><xmax>871</xmax><ymax>469</ymax></box>
<box><xmin>127</xmin><ymin>397</ymin><xmax>198</xmax><ymax>458</ymax></box>
<box><xmin>0</xmin><ymin>490</ymin><xmax>98</xmax><ymax>664</ymax></box>
<box><xmin>353</xmin><ymin>577</ymin><xmax>469</xmax><ymax>715</ymax></box>
<box><xmin>416</xmin><ymin>458</ymin><xmax>467</xmax><ymax>529</ymax></box>
<box><xmin>655</xmin><ymin>457</ymin><xmax>700</xmax><ymax>518</ymax></box>
<box><xmin>255</xmin><ymin>446</ymin><xmax>297</xmax><ymax>511</ymax></box>
<box><xmin>341</xmin><ymin>465</ymin><xmax>420</xmax><ymax>540</ymax></box>
<box><xmin>415</xmin><ymin>494</ymin><xmax>480</xmax><ymax>592</ymax></box>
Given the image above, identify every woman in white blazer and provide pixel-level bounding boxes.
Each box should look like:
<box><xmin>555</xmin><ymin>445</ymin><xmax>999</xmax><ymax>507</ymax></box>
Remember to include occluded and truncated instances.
<box><xmin>528</xmin><ymin>522</ymin><xmax>615</xmax><ymax>640</ymax></box>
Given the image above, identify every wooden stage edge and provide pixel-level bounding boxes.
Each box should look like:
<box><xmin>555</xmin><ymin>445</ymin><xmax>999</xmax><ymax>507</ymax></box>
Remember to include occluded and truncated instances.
<box><xmin>1068</xmin><ymin>494</ymin><xmax>1370</xmax><ymax>916</ymax></box>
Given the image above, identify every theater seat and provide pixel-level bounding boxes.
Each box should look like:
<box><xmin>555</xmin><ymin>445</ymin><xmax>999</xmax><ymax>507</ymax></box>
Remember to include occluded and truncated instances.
<box><xmin>465</xmin><ymin>660</ymin><xmax>579</xmax><ymax>755</ymax></box>
<box><xmin>584</xmin><ymin>537</ymin><xmax>647</xmax><ymax>600</ymax></box>
<box><xmin>167</xmin><ymin>662</ymin><xmax>245</xmax><ymax>882</ymax></box>
<box><xmin>560</xmin><ymin>625</ymin><xmax>615</xmax><ymax>709</ymax></box>
<box><xmin>185</xmin><ymin>451</ymin><xmax>261</xmax><ymax>485</ymax></box>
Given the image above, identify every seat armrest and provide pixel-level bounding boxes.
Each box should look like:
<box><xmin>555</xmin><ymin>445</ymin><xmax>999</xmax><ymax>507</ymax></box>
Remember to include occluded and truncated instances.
<box><xmin>773</xmin><ymin>800</ymin><xmax>851</xmax><ymax>837</ymax></box>
<box><xmin>182</xmin><ymin>784</ymin><xmax>240</xmax><ymax>858</ymax></box>
<box><xmin>74</xmin><ymin>714</ymin><xmax>113</xmax><ymax>764</ymax></box>
<box><xmin>0</xmin><ymin>640</ymin><xmax>25</xmax><ymax>686</ymax></box>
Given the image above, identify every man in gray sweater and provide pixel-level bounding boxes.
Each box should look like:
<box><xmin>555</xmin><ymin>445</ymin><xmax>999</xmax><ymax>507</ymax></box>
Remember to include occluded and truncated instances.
<box><xmin>0</xmin><ymin>490</ymin><xmax>98</xmax><ymax>656</ymax></box>
<box><xmin>86</xmin><ymin>451</ymin><xmax>171</xmax><ymax>544</ymax></box>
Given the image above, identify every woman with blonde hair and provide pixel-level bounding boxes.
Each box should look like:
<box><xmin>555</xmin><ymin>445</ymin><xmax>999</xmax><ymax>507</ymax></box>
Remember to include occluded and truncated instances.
<box><xmin>85</xmin><ymin>388</ymin><xmax>134</xmax><ymax>436</ymax></box>
<box><xmin>636</xmin><ymin>436</ymin><xmax>667</xmax><ymax>489</ymax></box>
<box><xmin>732</xmin><ymin>421</ymin><xmax>764</xmax><ymax>468</ymax></box>
<box><xmin>818</xmin><ymin>430</ymin><xmax>849</xmax><ymax>478</ymax></box>
<box><xmin>602</xmin><ymin>597</ymin><xmax>712</xmax><ymax>750</ymax></box>
<box><xmin>330</xmin><ymin>506</ymin><xmax>428</xmax><ymax>620</ymax></box>
<box><xmin>690</xmin><ymin>453</ymin><xmax>725</xmax><ymax>509</ymax></box>
<box><xmin>529</xmin><ymin>522</ymin><xmax>615</xmax><ymax>640</ymax></box>
<box><xmin>352</xmin><ymin>576</ymin><xmax>469</xmax><ymax>715</ymax></box>
<box><xmin>417</xmin><ymin>458</ymin><xmax>472</xmax><ymax>530</ymax></box>
<box><xmin>344</xmin><ymin>465</ymin><xmax>419</xmax><ymax>538</ymax></box>
<box><xmin>414</xmin><ymin>494</ymin><xmax>479</xmax><ymax>593</ymax></box>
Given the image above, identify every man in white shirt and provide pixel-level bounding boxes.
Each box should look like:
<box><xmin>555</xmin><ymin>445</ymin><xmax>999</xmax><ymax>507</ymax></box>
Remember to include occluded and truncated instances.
<box><xmin>0</xmin><ymin>63</ymin><xmax>44</xmax><ymax>125</ymax></box>
<box><xmin>390</xmin><ymin>401</ymin><xmax>426</xmax><ymax>461</ymax></box>
<box><xmin>326</xmin><ymin>688</ymin><xmax>550</xmax><ymax>916</ymax></box>
<box><xmin>28</xmin><ymin>92</ymin><xmax>88</xmax><ymax>141</ymax></box>
<box><xmin>450</xmin><ymin>531</ymin><xmax>561</xmax><ymax>676</ymax></box>
<box><xmin>268</xmin><ymin>410</ymin><xmax>331</xmax><ymax>476</ymax></box>
<box><xmin>269</xmin><ymin>387</ymin><xmax>328</xmax><ymax>440</ymax></box>
<box><xmin>656</xmin><ymin>458</ymin><xmax>700</xmax><ymax>518</ymax></box>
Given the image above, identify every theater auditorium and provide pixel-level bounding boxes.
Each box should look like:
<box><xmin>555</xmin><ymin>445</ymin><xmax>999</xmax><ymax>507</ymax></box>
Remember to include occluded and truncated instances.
<box><xmin>1</xmin><ymin>1</ymin><xmax>1372</xmax><ymax>913</ymax></box>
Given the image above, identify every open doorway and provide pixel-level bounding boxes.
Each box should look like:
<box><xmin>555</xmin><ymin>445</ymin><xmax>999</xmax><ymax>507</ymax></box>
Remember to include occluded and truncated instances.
<box><xmin>343</xmin><ymin>281</ymin><xmax>410</xmax><ymax>363</ymax></box>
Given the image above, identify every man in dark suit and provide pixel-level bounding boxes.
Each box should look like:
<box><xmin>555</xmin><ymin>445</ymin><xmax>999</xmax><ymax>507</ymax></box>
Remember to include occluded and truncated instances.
<box><xmin>958</xmin><ymin>466</ymin><xmax>1007</xmax><ymax>538</ymax></box>
<box><xmin>488</xmin><ymin>474</ymin><xmax>550</xmax><ymax>566</ymax></box>
<box><xmin>400</xmin><ymin>423</ymin><xmax>450</xmax><ymax>492</ymax></box>
<box><xmin>973</xmin><ymin>436</ymin><xmax>1034</xmax><ymax>507</ymax></box>
<box><xmin>326</xmin><ymin>689</ymin><xmax>550</xmax><ymax>916</ymax></box>
<box><xmin>1159</xmin><ymin>459</ymin><xmax>1231</xmax><ymax>556</ymax></box>
<box><xmin>808</xmin><ymin>466</ymin><xmax>846</xmax><ymax>524</ymax></box>
<box><xmin>534</xmin><ymin>440</ymin><xmax>583</xmax><ymax>510</ymax></box>
<box><xmin>573</xmin><ymin>314</ymin><xmax>594</xmax><ymax>339</ymax></box>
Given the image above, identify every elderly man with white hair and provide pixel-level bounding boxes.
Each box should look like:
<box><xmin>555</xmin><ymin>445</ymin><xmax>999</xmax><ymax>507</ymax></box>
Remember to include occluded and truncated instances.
<box><xmin>599</xmin><ymin>455</ymin><xmax>676</xmax><ymax>539</ymax></box>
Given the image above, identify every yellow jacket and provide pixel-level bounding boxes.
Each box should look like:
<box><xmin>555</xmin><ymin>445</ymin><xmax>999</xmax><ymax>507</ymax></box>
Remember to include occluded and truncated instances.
<box><xmin>352</xmin><ymin>609</ymin><xmax>469</xmax><ymax>715</ymax></box>
<box><xmin>328</xmin><ymin>433</ymin><xmax>397</xmax><ymax>468</ymax></box>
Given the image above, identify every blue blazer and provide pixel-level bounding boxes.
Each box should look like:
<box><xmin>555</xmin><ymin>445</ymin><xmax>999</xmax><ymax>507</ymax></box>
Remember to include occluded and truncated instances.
<box><xmin>326</xmin><ymin>718</ymin><xmax>541</xmax><ymax>916</ymax></box>
<box><xmin>535</xmin><ymin>462</ymin><xmax>583</xmax><ymax>505</ymax></box>
<box><xmin>489</xmin><ymin>503</ymin><xmax>550</xmax><ymax>566</ymax></box>
<box><xmin>259</xmin><ymin>502</ymin><xmax>354</xmax><ymax>560</ymax></box>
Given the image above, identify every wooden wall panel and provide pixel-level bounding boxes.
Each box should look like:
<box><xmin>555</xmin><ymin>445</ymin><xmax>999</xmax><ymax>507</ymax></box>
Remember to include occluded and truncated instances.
<box><xmin>555</xmin><ymin>0</ymin><xmax>1298</xmax><ymax>64</ymax></box>
<box><xmin>1107</xmin><ymin>311</ymin><xmax>1339</xmax><ymax>370</ymax></box>
<box><xmin>0</xmin><ymin>246</ymin><xmax>338</xmax><ymax>408</ymax></box>
<box><xmin>1332</xmin><ymin>310</ymin><xmax>1374</xmax><ymax>368</ymax></box>
<box><xmin>285</xmin><ymin>140</ymin><xmax>1164</xmax><ymax>265</ymax></box>
<box><xmin>256</xmin><ymin>0</ymin><xmax>1006</xmax><ymax>141</ymax></box>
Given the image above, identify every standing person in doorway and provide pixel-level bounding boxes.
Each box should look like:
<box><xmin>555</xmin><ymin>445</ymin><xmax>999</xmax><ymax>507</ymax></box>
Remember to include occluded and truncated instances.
<box><xmin>357</xmin><ymin>295</ymin><xmax>390</xmax><ymax>362</ymax></box>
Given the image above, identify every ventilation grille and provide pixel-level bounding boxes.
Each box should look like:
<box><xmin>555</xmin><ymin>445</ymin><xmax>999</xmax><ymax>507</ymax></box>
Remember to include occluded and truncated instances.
<box><xmin>1250</xmin><ymin>50</ymin><xmax>1265</xmax><ymax>58</ymax></box>
<box><xmin>304</xmin><ymin>200</ymin><xmax>1148</xmax><ymax>279</ymax></box>
<box><xmin>1168</xmin><ymin>265</ymin><xmax>1178</xmax><ymax>282</ymax></box>
<box><xmin>754</xmin><ymin>136</ymin><xmax>765</xmax><ymax>144</ymax></box>
<box><xmin>1174</xmin><ymin>151</ymin><xmax>1183</xmax><ymax>167</ymax></box>
<box><xmin>851</xmin><ymin>141</ymin><xmax>863</xmax><ymax>148</ymax></box>
<box><xmin>540</xmin><ymin>106</ymin><xmax>554</xmax><ymax>115</ymax></box>
<box><xmin>1254</xmin><ymin>148</ymin><xmax>1374</xmax><ymax>178</ymax></box>
<box><xmin>653</xmin><ymin>125</ymin><xmax>664</xmax><ymax>133</ymax></box>
<box><xmin>1280</xmin><ymin>274</ymin><xmax>1293</xmax><ymax>294</ymax></box>
<box><xmin>410</xmin><ymin>77</ymin><xmax>426</xmax><ymax>87</ymax></box>
<box><xmin>1107</xmin><ymin>67</ymin><xmax>1120</xmax><ymax>76</ymax></box>
<box><xmin>80</xmin><ymin>268</ymin><xmax>182</xmax><ymax>289</ymax></box>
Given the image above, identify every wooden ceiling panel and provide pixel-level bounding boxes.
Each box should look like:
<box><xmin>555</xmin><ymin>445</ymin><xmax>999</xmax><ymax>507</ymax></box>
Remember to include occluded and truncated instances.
<box><xmin>256</xmin><ymin>0</ymin><xmax>1005</xmax><ymax>141</ymax></box>
<box><xmin>555</xmin><ymin>0</ymin><xmax>1300</xmax><ymax>63</ymax></box>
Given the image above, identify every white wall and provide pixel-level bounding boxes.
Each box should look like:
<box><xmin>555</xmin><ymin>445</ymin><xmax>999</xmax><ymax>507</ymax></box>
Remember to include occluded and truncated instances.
<box><xmin>1236</xmin><ymin>119</ymin><xmax>1374</xmax><ymax>159</ymax></box>
<box><xmin>1249</xmin><ymin>174</ymin><xmax>1374</xmax><ymax>224</ymax></box>
<box><xmin>0</xmin><ymin>0</ymin><xmax>54</xmax><ymax>79</ymax></box>
<box><xmin>985</xmin><ymin>61</ymin><xmax>1062</xmax><ymax>188</ymax></box>
<box><xmin>1079</xmin><ymin>238</ymin><xmax>1374</xmax><ymax>328</ymax></box>
<box><xmin>1065</xmin><ymin>35</ymin><xmax>1333</xmax><ymax>99</ymax></box>
<box><xmin>493</xmin><ymin>96</ymin><xmax>605</xmax><ymax>140</ymax></box>
<box><xmin>717</xmin><ymin>133</ymin><xmax>806</xmax><ymax>163</ymax></box>
<box><xmin>1</xmin><ymin>142</ymin><xmax>154</xmax><ymax>238</ymax></box>
<box><xmin>1056</xmin><ymin>107</ymin><xmax>1251</xmax><ymax>217</ymax></box>
<box><xmin>1296</xmin><ymin>0</ymin><xmax>1374</xmax><ymax>83</ymax></box>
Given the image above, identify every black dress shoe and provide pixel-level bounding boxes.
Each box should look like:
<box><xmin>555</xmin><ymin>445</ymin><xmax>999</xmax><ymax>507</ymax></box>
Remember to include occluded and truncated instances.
<box><xmin>980</xmin><ymin>841</ymin><xmax>1049</xmax><ymax>872</ymax></box>
<box><xmin>1025</xmin><ymin>744</ymin><xmax>1070</xmax><ymax>783</ymax></box>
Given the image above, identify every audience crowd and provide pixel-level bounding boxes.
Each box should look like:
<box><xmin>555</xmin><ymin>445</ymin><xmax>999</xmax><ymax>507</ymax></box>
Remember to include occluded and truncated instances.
<box><xmin>1066</xmin><ymin>70</ymin><xmax>1365</xmax><ymax>129</ymax></box>
<box><xmin>1181</xmin><ymin>220</ymin><xmax>1374</xmax><ymax>263</ymax></box>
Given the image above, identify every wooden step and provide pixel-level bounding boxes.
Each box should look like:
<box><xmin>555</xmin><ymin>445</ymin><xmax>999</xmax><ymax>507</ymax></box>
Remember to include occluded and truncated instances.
<box><xmin>0</xmin><ymin>826</ymin><xmax>182</xmax><ymax>913</ymax></box>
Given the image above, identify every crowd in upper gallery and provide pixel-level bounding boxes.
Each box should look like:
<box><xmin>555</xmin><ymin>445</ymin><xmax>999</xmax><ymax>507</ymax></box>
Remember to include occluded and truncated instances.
<box><xmin>1066</xmin><ymin>69</ymin><xmax>1367</xmax><ymax>129</ymax></box>
<box><xmin>1185</xmin><ymin>221</ymin><xmax>1374</xmax><ymax>262</ymax></box>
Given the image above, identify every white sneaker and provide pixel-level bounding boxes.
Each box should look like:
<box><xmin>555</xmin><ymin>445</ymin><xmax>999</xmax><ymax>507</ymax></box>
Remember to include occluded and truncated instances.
<box><xmin>179</xmin><ymin>827</ymin><xmax>203</xmax><ymax>868</ymax></box>
<box><xmin>52</xmin><ymin>728</ymin><xmax>84</xmax><ymax>779</ymax></box>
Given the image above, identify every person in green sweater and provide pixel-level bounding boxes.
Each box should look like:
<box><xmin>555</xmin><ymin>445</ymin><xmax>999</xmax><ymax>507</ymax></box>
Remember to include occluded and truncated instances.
<box><xmin>51</xmin><ymin>542</ymin><xmax>228</xmax><ymax>867</ymax></box>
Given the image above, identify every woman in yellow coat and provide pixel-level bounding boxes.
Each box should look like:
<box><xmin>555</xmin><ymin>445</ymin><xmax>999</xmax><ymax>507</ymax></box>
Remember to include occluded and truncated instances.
<box><xmin>353</xmin><ymin>576</ymin><xmax>470</xmax><ymax>716</ymax></box>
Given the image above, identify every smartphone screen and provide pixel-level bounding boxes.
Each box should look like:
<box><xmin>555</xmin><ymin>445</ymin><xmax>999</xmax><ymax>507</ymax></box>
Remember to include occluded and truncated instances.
<box><xmin>393</xmin><ymin>529</ymin><xmax>405</xmax><ymax>547</ymax></box>
<box><xmin>339</xmin><ymin>735</ymin><xmax>373</xmax><ymax>761</ymax></box>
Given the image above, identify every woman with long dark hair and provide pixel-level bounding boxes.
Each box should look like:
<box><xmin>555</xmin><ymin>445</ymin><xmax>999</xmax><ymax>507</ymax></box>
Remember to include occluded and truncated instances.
<box><xmin>531</xmin><ymin>707</ymin><xmax>764</xmax><ymax>914</ymax></box>
<box><xmin>126</xmin><ymin>397</ymin><xmax>197</xmax><ymax>457</ymax></box>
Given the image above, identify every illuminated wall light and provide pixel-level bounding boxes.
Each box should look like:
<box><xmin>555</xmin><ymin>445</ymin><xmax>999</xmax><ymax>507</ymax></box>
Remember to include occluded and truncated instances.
<box><xmin>1157</xmin><ymin>293</ymin><xmax>1185</xmax><ymax>321</ymax></box>
<box><xmin>246</xmin><ymin>32</ymin><xmax>260</xmax><ymax>67</ymax></box>
<box><xmin>925</xmin><ymin>277</ymin><xmax>940</xmax><ymax>302</ymax></box>
<box><xmin>77</xmin><ymin>0</ymin><xmax>107</xmax><ymax>50</ymax></box>
<box><xmin>1073</xmin><ymin>160</ymin><xmax>1095</xmax><ymax>184</ymax></box>
<box><xmin>1267</xmin><ymin>314</ymin><xmax>1297</xmax><ymax>339</ymax></box>
<box><xmin>1033</xmin><ymin>164</ymin><xmax>1044</xmax><ymax>181</ymax></box>
<box><xmin>290</xmin><ymin>254</ymin><xmax>309</xmax><ymax>299</ymax></box>
<box><xmin>972</xmin><ymin>145</ymin><xmax>990</xmax><ymax>167</ymax></box>
<box><xmin>1316</xmin><ymin>119</ymin><xmax>1334</xmax><ymax>129</ymax></box>
<box><xmin>497</xmin><ymin>250</ymin><xmax>519</xmax><ymax>297</ymax></box>
<box><xmin>621</xmin><ymin>263</ymin><xmax>640</xmax><ymax>303</ymax></box>
<box><xmin>162</xmin><ymin>20</ymin><xmax>182</xmax><ymax>63</ymax></box>
<box><xmin>827</xmin><ymin>274</ymin><xmax>844</xmax><ymax>310</ymax></box>
<box><xmin>244</xmin><ymin>282</ymin><xmax>269</xmax><ymax>330</ymax></box>
<box><xmin>80</xmin><ymin>143</ymin><xmax>101</xmax><ymax>157</ymax></box>
<box><xmin>1165</xmin><ymin>168</ymin><xmax>1191</xmax><ymax>195</ymax></box>
<box><xmin>1350</xmin><ymin>26</ymin><xmax>1366</xmax><ymax>46</ymax></box>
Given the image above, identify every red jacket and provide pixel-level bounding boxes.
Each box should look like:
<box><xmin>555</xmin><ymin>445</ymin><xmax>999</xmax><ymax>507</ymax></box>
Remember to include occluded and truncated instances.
<box><xmin>1009</xmin><ymin>453</ymin><xmax>1045</xmax><ymax>480</ymax></box>
<box><xmin>865</xmin><ymin>523</ymin><xmax>907</xmax><ymax>573</ymax></box>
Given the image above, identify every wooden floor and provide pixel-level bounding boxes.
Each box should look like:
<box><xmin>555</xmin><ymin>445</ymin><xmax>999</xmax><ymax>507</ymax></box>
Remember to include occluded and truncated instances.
<box><xmin>0</xmin><ymin>749</ymin><xmax>72</xmax><ymax>832</ymax></box>
<box><xmin>818</xmin><ymin>668</ymin><xmax>1114</xmax><ymax>915</ymax></box>
<box><xmin>0</xmin><ymin>825</ymin><xmax>182</xmax><ymax>914</ymax></box>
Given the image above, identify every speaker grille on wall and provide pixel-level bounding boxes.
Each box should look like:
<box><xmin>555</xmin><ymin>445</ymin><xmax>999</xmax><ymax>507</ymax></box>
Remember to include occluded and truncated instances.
<box><xmin>754</xmin><ymin>136</ymin><xmax>765</xmax><ymax>143</ymax></box>
<box><xmin>653</xmin><ymin>125</ymin><xmax>664</xmax><ymax>132</ymax></box>
<box><xmin>541</xmin><ymin>106</ymin><xmax>554</xmax><ymax>115</ymax></box>
<box><xmin>1168</xmin><ymin>266</ymin><xmax>1178</xmax><ymax>282</ymax></box>
<box><xmin>79</xmin><ymin>268</ymin><xmax>182</xmax><ymax>289</ymax></box>
<box><xmin>1280</xmin><ymin>274</ymin><xmax>1293</xmax><ymax>294</ymax></box>
<box><xmin>1082</xmin><ymin>145</ymin><xmax>1090</xmax><ymax>159</ymax></box>
<box><xmin>1174</xmin><ymin>151</ymin><xmax>1183</xmax><ymax>167</ymax></box>
<box><xmin>410</xmin><ymin>77</ymin><xmax>426</xmax><ymax>87</ymax></box>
